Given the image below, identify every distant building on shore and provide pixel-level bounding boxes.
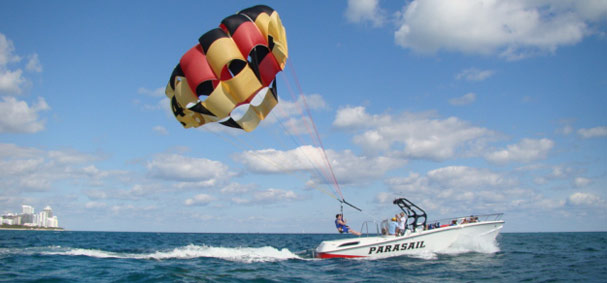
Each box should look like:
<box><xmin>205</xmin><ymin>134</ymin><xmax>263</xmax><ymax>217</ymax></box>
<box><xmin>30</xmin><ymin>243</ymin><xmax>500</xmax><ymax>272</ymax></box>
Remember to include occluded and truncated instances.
<box><xmin>1</xmin><ymin>205</ymin><xmax>59</xmax><ymax>228</ymax></box>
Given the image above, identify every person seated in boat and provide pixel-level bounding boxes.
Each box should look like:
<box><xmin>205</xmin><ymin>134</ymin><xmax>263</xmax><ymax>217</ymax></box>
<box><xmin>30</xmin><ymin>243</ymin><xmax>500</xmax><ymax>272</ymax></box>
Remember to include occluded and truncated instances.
<box><xmin>388</xmin><ymin>217</ymin><xmax>399</xmax><ymax>235</ymax></box>
<box><xmin>335</xmin><ymin>214</ymin><xmax>361</xmax><ymax>236</ymax></box>
<box><xmin>463</xmin><ymin>216</ymin><xmax>477</xmax><ymax>223</ymax></box>
<box><xmin>450</xmin><ymin>219</ymin><xmax>458</xmax><ymax>226</ymax></box>
<box><xmin>393</xmin><ymin>214</ymin><xmax>402</xmax><ymax>235</ymax></box>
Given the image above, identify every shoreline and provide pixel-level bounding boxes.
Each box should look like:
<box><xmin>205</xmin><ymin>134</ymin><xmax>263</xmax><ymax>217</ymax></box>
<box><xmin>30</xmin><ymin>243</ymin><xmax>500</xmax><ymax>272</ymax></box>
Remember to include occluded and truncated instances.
<box><xmin>0</xmin><ymin>226</ymin><xmax>64</xmax><ymax>231</ymax></box>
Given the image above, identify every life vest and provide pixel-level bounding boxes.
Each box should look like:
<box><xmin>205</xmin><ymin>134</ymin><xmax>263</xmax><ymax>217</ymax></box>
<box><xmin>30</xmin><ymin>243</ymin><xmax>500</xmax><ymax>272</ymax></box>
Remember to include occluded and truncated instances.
<box><xmin>335</xmin><ymin>219</ymin><xmax>346</xmax><ymax>233</ymax></box>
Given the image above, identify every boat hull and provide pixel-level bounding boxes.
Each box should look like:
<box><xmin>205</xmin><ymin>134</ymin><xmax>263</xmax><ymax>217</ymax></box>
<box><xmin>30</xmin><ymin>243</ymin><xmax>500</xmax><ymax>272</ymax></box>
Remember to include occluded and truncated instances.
<box><xmin>315</xmin><ymin>220</ymin><xmax>504</xmax><ymax>259</ymax></box>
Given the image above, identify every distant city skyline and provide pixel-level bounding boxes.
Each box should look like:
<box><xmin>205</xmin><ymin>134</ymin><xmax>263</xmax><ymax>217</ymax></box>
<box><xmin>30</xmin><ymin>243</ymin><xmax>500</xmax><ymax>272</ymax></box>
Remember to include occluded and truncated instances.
<box><xmin>1</xmin><ymin>205</ymin><xmax>60</xmax><ymax>228</ymax></box>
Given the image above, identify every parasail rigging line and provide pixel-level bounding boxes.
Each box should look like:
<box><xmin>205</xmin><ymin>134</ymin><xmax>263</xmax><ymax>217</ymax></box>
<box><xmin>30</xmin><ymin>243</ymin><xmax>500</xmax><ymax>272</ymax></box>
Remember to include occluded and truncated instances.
<box><xmin>202</xmin><ymin>127</ymin><xmax>340</xmax><ymax>202</ymax></box>
<box><xmin>278</xmin><ymin>70</ymin><xmax>343</xmax><ymax>201</ymax></box>
<box><xmin>271</xmin><ymin>106</ymin><xmax>338</xmax><ymax>194</ymax></box>
<box><xmin>275</xmin><ymin>73</ymin><xmax>338</xmax><ymax>189</ymax></box>
<box><xmin>285</xmin><ymin>59</ymin><xmax>345</xmax><ymax>201</ymax></box>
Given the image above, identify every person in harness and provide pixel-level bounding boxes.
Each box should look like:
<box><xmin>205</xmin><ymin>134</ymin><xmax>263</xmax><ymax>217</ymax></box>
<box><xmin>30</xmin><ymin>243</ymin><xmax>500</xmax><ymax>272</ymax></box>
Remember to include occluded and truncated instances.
<box><xmin>335</xmin><ymin>214</ymin><xmax>361</xmax><ymax>236</ymax></box>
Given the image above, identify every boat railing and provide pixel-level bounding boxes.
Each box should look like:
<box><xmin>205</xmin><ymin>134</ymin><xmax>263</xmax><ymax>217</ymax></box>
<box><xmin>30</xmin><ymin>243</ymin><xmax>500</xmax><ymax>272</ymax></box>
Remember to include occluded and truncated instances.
<box><xmin>359</xmin><ymin>220</ymin><xmax>380</xmax><ymax>237</ymax></box>
<box><xmin>357</xmin><ymin>213</ymin><xmax>503</xmax><ymax>235</ymax></box>
<box><xmin>424</xmin><ymin>213</ymin><xmax>504</xmax><ymax>229</ymax></box>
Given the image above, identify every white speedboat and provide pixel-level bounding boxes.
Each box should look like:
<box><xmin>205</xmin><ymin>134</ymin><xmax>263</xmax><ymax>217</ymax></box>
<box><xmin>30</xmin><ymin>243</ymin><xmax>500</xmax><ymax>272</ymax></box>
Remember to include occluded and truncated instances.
<box><xmin>315</xmin><ymin>198</ymin><xmax>504</xmax><ymax>259</ymax></box>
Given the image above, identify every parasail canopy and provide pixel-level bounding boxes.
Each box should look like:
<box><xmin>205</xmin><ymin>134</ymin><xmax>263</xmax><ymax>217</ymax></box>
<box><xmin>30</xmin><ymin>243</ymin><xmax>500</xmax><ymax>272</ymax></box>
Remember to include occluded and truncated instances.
<box><xmin>165</xmin><ymin>5</ymin><xmax>288</xmax><ymax>132</ymax></box>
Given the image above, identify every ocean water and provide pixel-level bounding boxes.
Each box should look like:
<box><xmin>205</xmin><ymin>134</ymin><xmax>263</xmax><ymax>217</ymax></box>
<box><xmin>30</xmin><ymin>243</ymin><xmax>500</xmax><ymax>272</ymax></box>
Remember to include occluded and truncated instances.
<box><xmin>0</xmin><ymin>231</ymin><xmax>605</xmax><ymax>282</ymax></box>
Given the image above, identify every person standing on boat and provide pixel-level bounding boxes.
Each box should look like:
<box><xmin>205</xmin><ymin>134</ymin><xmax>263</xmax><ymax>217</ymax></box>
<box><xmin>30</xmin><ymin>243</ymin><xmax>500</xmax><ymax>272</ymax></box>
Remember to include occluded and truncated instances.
<box><xmin>398</xmin><ymin>212</ymin><xmax>407</xmax><ymax>235</ymax></box>
<box><xmin>335</xmin><ymin>214</ymin><xmax>361</xmax><ymax>236</ymax></box>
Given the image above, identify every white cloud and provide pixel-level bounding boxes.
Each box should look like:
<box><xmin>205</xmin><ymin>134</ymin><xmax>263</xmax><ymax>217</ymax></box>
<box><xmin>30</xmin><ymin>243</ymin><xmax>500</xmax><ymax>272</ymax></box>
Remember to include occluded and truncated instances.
<box><xmin>535</xmin><ymin>198</ymin><xmax>566</xmax><ymax>210</ymax></box>
<box><xmin>185</xmin><ymin>193</ymin><xmax>215</xmax><ymax>206</ymax></box>
<box><xmin>549</xmin><ymin>165</ymin><xmax>575</xmax><ymax>179</ymax></box>
<box><xmin>333</xmin><ymin>106</ymin><xmax>389</xmax><ymax>129</ymax></box>
<box><xmin>394</xmin><ymin>0</ymin><xmax>604</xmax><ymax>60</ymax></box>
<box><xmin>137</xmin><ymin>96</ymin><xmax>171</xmax><ymax>115</ymax></box>
<box><xmin>81</xmin><ymin>165</ymin><xmax>110</xmax><ymax>179</ymax></box>
<box><xmin>173</xmin><ymin>179</ymin><xmax>217</xmax><ymax>190</ymax></box>
<box><xmin>109</xmin><ymin>204</ymin><xmax>157</xmax><ymax>215</ymax></box>
<box><xmin>0</xmin><ymin>157</ymin><xmax>45</xmax><ymax>176</ymax></box>
<box><xmin>0</xmin><ymin>96</ymin><xmax>49</xmax><ymax>133</ymax></box>
<box><xmin>427</xmin><ymin>166</ymin><xmax>516</xmax><ymax>189</ymax></box>
<box><xmin>231</xmin><ymin>197</ymin><xmax>250</xmax><ymax>204</ymax></box>
<box><xmin>239</xmin><ymin>146</ymin><xmax>321</xmax><ymax>174</ymax></box>
<box><xmin>0</xmin><ymin>34</ymin><xmax>42</xmax><ymax>94</ymax></box>
<box><xmin>385</xmin><ymin>172</ymin><xmax>430</xmax><ymax>193</ymax></box>
<box><xmin>573</xmin><ymin>177</ymin><xmax>591</xmax><ymax>188</ymax></box>
<box><xmin>85</xmin><ymin>201</ymin><xmax>107</xmax><ymax>209</ymax></box>
<box><xmin>138</xmin><ymin>87</ymin><xmax>165</xmax><ymax>97</ymax></box>
<box><xmin>326</xmin><ymin>149</ymin><xmax>404</xmax><ymax>185</ymax></box>
<box><xmin>568</xmin><ymin>192</ymin><xmax>604</xmax><ymax>207</ymax></box>
<box><xmin>0</xmin><ymin>33</ymin><xmax>21</xmax><ymax>66</ymax></box>
<box><xmin>146</xmin><ymin>153</ymin><xmax>233</xmax><ymax>182</ymax></box>
<box><xmin>557</xmin><ymin>124</ymin><xmax>574</xmax><ymax>135</ymax></box>
<box><xmin>529</xmin><ymin>165</ymin><xmax>586</xmax><ymax>186</ymax></box>
<box><xmin>299</xmin><ymin>94</ymin><xmax>328</xmax><ymax>111</ymax></box>
<box><xmin>449</xmin><ymin>92</ymin><xmax>476</xmax><ymax>106</ymax></box>
<box><xmin>220</xmin><ymin>182</ymin><xmax>254</xmax><ymax>194</ymax></box>
<box><xmin>25</xmin><ymin>54</ymin><xmax>42</xmax><ymax>73</ymax></box>
<box><xmin>345</xmin><ymin>0</ymin><xmax>386</xmax><ymax>27</ymax></box>
<box><xmin>485</xmin><ymin>138</ymin><xmax>554</xmax><ymax>164</ymax></box>
<box><xmin>456</xmin><ymin>68</ymin><xmax>495</xmax><ymax>81</ymax></box>
<box><xmin>48</xmin><ymin>149</ymin><xmax>100</xmax><ymax>164</ymax></box>
<box><xmin>272</xmin><ymin>93</ymin><xmax>327</xmax><ymax>119</ymax></box>
<box><xmin>86</xmin><ymin>189</ymin><xmax>108</xmax><ymax>200</ymax></box>
<box><xmin>238</xmin><ymin>145</ymin><xmax>404</xmax><ymax>185</ymax></box>
<box><xmin>118</xmin><ymin>184</ymin><xmax>156</xmax><ymax>198</ymax></box>
<box><xmin>375</xmin><ymin>191</ymin><xmax>398</xmax><ymax>204</ymax></box>
<box><xmin>253</xmin><ymin>188</ymin><xmax>298</xmax><ymax>202</ymax></box>
<box><xmin>228</xmin><ymin>187</ymin><xmax>299</xmax><ymax>205</ymax></box>
<box><xmin>335</xmin><ymin>107</ymin><xmax>495</xmax><ymax>160</ymax></box>
<box><xmin>0</xmin><ymin>143</ymin><xmax>42</xmax><ymax>159</ymax></box>
<box><xmin>0</xmin><ymin>143</ymin><xmax>123</xmax><ymax>194</ymax></box>
<box><xmin>281</xmin><ymin>116</ymin><xmax>314</xmax><ymax>135</ymax></box>
<box><xmin>0</xmin><ymin>69</ymin><xmax>26</xmax><ymax>94</ymax></box>
<box><xmin>384</xmin><ymin>165</ymin><xmax>521</xmax><ymax>215</ymax></box>
<box><xmin>64</xmin><ymin>165</ymin><xmax>127</xmax><ymax>188</ymax></box>
<box><xmin>18</xmin><ymin>176</ymin><xmax>51</xmax><ymax>191</ymax></box>
<box><xmin>578</xmin><ymin>126</ymin><xmax>607</xmax><ymax>138</ymax></box>
<box><xmin>153</xmin><ymin>125</ymin><xmax>168</xmax><ymax>135</ymax></box>
<box><xmin>571</xmin><ymin>0</ymin><xmax>607</xmax><ymax>22</ymax></box>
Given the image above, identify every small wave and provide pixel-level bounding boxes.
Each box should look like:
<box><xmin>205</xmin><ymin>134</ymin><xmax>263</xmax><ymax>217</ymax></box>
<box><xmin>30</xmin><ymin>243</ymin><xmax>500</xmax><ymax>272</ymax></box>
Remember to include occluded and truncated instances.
<box><xmin>439</xmin><ymin>235</ymin><xmax>501</xmax><ymax>255</ymax></box>
<box><xmin>41</xmin><ymin>244</ymin><xmax>302</xmax><ymax>263</ymax></box>
<box><xmin>407</xmin><ymin>250</ymin><xmax>439</xmax><ymax>260</ymax></box>
<box><xmin>44</xmin><ymin>248</ymin><xmax>129</xmax><ymax>259</ymax></box>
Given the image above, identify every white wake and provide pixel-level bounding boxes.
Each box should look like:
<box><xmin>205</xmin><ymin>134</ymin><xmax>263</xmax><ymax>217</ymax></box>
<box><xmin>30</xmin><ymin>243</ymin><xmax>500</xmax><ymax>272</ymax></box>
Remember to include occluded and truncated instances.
<box><xmin>41</xmin><ymin>244</ymin><xmax>302</xmax><ymax>263</ymax></box>
<box><xmin>438</xmin><ymin>234</ymin><xmax>501</xmax><ymax>255</ymax></box>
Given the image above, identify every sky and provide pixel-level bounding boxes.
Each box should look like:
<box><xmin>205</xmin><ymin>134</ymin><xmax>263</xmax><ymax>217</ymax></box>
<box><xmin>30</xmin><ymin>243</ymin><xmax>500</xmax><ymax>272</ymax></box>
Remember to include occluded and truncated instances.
<box><xmin>0</xmin><ymin>0</ymin><xmax>606</xmax><ymax>233</ymax></box>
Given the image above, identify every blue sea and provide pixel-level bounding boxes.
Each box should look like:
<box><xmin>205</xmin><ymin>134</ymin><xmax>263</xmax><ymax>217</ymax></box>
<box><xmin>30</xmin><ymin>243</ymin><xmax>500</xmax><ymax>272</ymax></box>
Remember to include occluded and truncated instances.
<box><xmin>1</xmin><ymin>231</ymin><xmax>605</xmax><ymax>282</ymax></box>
